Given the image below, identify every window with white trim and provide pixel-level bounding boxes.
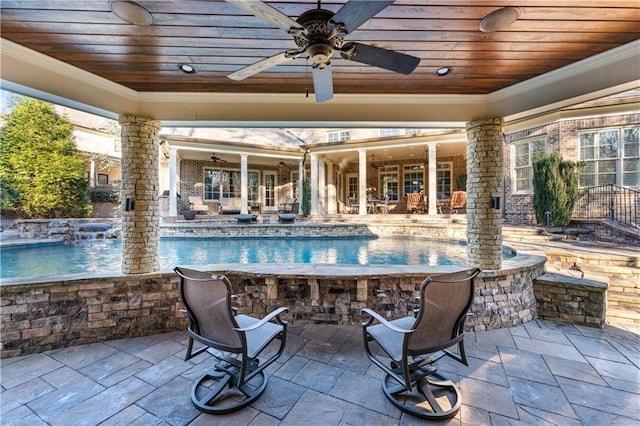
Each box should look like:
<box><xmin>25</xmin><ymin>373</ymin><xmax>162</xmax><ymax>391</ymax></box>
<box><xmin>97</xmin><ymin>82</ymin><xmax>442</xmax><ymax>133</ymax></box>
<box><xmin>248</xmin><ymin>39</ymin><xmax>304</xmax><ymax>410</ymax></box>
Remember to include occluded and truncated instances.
<box><xmin>327</xmin><ymin>130</ymin><xmax>351</xmax><ymax>142</ymax></box>
<box><xmin>579</xmin><ymin>125</ymin><xmax>639</xmax><ymax>188</ymax></box>
<box><xmin>513</xmin><ymin>136</ymin><xmax>546</xmax><ymax>193</ymax></box>
<box><xmin>204</xmin><ymin>168</ymin><xmax>259</xmax><ymax>200</ymax></box>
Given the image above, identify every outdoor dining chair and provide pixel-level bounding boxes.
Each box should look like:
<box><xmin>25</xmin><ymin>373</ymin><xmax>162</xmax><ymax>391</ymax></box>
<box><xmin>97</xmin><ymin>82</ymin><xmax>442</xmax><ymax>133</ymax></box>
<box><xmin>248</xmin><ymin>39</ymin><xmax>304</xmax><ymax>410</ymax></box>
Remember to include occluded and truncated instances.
<box><xmin>362</xmin><ymin>268</ymin><xmax>481</xmax><ymax>419</ymax></box>
<box><xmin>174</xmin><ymin>267</ymin><xmax>288</xmax><ymax>414</ymax></box>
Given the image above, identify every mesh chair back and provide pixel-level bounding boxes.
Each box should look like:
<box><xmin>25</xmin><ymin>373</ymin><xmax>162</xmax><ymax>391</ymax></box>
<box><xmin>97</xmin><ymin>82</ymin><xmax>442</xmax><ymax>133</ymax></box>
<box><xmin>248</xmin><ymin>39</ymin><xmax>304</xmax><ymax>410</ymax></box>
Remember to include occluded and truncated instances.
<box><xmin>176</xmin><ymin>267</ymin><xmax>242</xmax><ymax>350</ymax></box>
<box><xmin>407</xmin><ymin>268</ymin><xmax>478</xmax><ymax>354</ymax></box>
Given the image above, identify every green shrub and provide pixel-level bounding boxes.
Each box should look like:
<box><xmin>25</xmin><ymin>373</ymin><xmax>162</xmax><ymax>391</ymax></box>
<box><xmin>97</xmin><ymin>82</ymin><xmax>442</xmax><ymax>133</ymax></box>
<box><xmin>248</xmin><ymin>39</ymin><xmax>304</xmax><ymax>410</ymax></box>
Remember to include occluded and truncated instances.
<box><xmin>532</xmin><ymin>154</ymin><xmax>583</xmax><ymax>226</ymax></box>
<box><xmin>89</xmin><ymin>186</ymin><xmax>121</xmax><ymax>203</ymax></box>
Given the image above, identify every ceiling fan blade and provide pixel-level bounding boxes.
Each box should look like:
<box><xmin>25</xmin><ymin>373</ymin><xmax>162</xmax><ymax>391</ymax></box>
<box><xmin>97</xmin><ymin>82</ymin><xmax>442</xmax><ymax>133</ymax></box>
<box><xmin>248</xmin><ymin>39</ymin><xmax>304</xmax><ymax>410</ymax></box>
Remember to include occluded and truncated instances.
<box><xmin>312</xmin><ymin>65</ymin><xmax>334</xmax><ymax>103</ymax></box>
<box><xmin>225</xmin><ymin>0</ymin><xmax>303</xmax><ymax>33</ymax></box>
<box><xmin>330</xmin><ymin>0</ymin><xmax>395</xmax><ymax>35</ymax></box>
<box><xmin>340</xmin><ymin>42</ymin><xmax>420</xmax><ymax>75</ymax></box>
<box><xmin>228</xmin><ymin>52</ymin><xmax>296</xmax><ymax>81</ymax></box>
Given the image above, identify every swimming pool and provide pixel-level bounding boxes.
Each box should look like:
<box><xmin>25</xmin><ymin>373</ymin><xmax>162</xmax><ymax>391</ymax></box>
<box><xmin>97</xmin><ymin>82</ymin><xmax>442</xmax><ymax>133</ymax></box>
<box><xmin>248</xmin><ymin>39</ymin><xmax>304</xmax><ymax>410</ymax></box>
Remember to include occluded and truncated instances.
<box><xmin>0</xmin><ymin>237</ymin><xmax>476</xmax><ymax>279</ymax></box>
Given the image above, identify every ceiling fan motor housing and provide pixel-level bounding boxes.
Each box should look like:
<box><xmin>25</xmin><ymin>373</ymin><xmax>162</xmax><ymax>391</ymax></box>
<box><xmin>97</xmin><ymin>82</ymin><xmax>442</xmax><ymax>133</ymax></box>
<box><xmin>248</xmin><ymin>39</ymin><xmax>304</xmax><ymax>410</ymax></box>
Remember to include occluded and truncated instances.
<box><xmin>294</xmin><ymin>8</ymin><xmax>344</xmax><ymax>66</ymax></box>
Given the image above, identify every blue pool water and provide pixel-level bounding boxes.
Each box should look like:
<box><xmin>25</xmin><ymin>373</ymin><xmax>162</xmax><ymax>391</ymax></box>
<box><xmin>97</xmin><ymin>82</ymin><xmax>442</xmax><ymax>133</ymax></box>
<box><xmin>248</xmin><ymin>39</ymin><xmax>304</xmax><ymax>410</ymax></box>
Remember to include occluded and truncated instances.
<box><xmin>0</xmin><ymin>237</ymin><xmax>473</xmax><ymax>280</ymax></box>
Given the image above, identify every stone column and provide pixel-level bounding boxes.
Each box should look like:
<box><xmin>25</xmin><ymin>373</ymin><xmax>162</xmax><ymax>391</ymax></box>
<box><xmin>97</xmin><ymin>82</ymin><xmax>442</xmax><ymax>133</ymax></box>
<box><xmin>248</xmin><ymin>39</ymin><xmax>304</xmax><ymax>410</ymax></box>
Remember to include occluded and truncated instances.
<box><xmin>119</xmin><ymin>115</ymin><xmax>162</xmax><ymax>274</ymax></box>
<box><xmin>466</xmin><ymin>118</ymin><xmax>504</xmax><ymax>271</ymax></box>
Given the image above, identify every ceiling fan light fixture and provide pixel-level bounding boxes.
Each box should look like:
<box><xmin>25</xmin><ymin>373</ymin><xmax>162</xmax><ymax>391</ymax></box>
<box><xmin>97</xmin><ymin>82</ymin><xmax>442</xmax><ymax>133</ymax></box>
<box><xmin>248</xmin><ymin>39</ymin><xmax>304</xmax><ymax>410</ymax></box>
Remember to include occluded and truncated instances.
<box><xmin>178</xmin><ymin>64</ymin><xmax>197</xmax><ymax>74</ymax></box>
<box><xmin>479</xmin><ymin>7</ymin><xmax>521</xmax><ymax>33</ymax></box>
<box><xmin>109</xmin><ymin>0</ymin><xmax>153</xmax><ymax>26</ymax></box>
<box><xmin>435</xmin><ymin>67</ymin><xmax>452</xmax><ymax>76</ymax></box>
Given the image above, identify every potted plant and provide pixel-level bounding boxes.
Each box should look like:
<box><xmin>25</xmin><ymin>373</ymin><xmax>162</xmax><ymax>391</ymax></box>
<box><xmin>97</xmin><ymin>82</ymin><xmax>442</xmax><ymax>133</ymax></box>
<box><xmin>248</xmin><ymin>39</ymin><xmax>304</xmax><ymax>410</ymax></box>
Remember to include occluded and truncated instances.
<box><xmin>183</xmin><ymin>210</ymin><xmax>197</xmax><ymax>220</ymax></box>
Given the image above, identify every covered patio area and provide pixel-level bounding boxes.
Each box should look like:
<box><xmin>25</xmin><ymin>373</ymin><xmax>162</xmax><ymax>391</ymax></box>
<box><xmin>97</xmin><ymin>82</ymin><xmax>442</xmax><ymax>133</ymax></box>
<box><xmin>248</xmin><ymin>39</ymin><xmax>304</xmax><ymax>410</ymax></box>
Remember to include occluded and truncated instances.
<box><xmin>2</xmin><ymin>320</ymin><xmax>638</xmax><ymax>425</ymax></box>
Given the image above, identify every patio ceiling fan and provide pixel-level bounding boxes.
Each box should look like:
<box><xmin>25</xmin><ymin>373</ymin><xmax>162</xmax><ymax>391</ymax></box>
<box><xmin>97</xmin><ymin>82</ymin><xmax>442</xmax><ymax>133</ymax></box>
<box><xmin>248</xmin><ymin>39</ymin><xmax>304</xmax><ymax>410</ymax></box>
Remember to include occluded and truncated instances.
<box><xmin>210</xmin><ymin>153</ymin><xmax>227</xmax><ymax>163</ymax></box>
<box><xmin>226</xmin><ymin>0</ymin><xmax>420</xmax><ymax>103</ymax></box>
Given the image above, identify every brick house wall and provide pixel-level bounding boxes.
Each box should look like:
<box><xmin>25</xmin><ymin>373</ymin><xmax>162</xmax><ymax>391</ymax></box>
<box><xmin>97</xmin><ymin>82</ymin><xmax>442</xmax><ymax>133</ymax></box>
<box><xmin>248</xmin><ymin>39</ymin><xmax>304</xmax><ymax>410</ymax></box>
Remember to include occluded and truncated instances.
<box><xmin>503</xmin><ymin>113</ymin><xmax>640</xmax><ymax>224</ymax></box>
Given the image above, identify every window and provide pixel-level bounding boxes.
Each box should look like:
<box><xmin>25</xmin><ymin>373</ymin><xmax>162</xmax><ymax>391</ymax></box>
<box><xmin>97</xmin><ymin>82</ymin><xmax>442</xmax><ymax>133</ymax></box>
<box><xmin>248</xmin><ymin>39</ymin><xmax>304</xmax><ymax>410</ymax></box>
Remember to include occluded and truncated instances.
<box><xmin>248</xmin><ymin>171</ymin><xmax>259</xmax><ymax>201</ymax></box>
<box><xmin>347</xmin><ymin>174</ymin><xmax>358</xmax><ymax>198</ymax></box>
<box><xmin>436</xmin><ymin>162</ymin><xmax>452</xmax><ymax>198</ymax></box>
<box><xmin>97</xmin><ymin>174</ymin><xmax>109</xmax><ymax>186</ymax></box>
<box><xmin>264</xmin><ymin>172</ymin><xmax>276</xmax><ymax>207</ymax></box>
<box><xmin>204</xmin><ymin>168</ymin><xmax>260</xmax><ymax>200</ymax></box>
<box><xmin>580</xmin><ymin>126</ymin><xmax>639</xmax><ymax>188</ymax></box>
<box><xmin>204</xmin><ymin>168</ymin><xmax>240</xmax><ymax>200</ymax></box>
<box><xmin>513</xmin><ymin>137</ymin><xmax>546</xmax><ymax>193</ymax></box>
<box><xmin>327</xmin><ymin>130</ymin><xmax>351</xmax><ymax>142</ymax></box>
<box><xmin>403</xmin><ymin>164</ymin><xmax>424</xmax><ymax>195</ymax></box>
<box><xmin>379</xmin><ymin>129</ymin><xmax>422</xmax><ymax>137</ymax></box>
<box><xmin>378</xmin><ymin>166</ymin><xmax>398</xmax><ymax>201</ymax></box>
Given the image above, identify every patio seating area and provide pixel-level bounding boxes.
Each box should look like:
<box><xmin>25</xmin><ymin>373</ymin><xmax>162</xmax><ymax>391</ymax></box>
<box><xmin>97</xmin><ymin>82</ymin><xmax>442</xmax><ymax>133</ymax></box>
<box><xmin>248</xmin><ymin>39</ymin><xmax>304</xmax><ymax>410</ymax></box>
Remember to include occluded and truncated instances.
<box><xmin>2</xmin><ymin>319</ymin><xmax>638</xmax><ymax>425</ymax></box>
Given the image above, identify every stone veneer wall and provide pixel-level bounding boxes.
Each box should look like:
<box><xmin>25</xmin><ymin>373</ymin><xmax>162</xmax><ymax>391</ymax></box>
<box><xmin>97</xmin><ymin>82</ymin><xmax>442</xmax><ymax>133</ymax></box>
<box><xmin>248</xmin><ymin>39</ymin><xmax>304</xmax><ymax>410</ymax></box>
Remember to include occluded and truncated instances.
<box><xmin>466</xmin><ymin>118</ymin><xmax>504</xmax><ymax>270</ymax></box>
<box><xmin>119</xmin><ymin>116</ymin><xmax>162</xmax><ymax>274</ymax></box>
<box><xmin>0</xmin><ymin>256</ymin><xmax>543</xmax><ymax>358</ymax></box>
<box><xmin>534</xmin><ymin>273</ymin><xmax>607</xmax><ymax>328</ymax></box>
<box><xmin>1</xmin><ymin>273</ymin><xmax>186</xmax><ymax>358</ymax></box>
<box><xmin>503</xmin><ymin>113</ymin><xmax>640</xmax><ymax>224</ymax></box>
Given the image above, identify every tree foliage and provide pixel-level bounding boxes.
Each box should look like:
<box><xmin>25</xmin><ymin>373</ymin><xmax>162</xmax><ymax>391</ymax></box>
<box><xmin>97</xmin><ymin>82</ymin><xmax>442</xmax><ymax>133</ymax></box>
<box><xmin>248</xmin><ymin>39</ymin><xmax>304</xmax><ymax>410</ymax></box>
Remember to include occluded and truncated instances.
<box><xmin>0</xmin><ymin>97</ymin><xmax>91</xmax><ymax>218</ymax></box>
<box><xmin>532</xmin><ymin>153</ymin><xmax>583</xmax><ymax>227</ymax></box>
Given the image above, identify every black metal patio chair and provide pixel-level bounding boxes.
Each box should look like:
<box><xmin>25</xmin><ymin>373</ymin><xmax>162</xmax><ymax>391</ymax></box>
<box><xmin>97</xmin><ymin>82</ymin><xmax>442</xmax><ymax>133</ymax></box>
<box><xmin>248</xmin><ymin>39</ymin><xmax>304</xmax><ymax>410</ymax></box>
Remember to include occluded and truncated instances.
<box><xmin>174</xmin><ymin>267</ymin><xmax>288</xmax><ymax>414</ymax></box>
<box><xmin>362</xmin><ymin>268</ymin><xmax>481</xmax><ymax>419</ymax></box>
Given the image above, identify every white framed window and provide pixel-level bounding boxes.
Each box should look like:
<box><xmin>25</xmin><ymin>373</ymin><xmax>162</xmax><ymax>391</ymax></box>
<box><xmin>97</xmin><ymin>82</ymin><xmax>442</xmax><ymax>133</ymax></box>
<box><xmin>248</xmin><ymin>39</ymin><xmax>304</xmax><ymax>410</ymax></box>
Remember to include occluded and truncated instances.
<box><xmin>512</xmin><ymin>136</ymin><xmax>546</xmax><ymax>193</ymax></box>
<box><xmin>327</xmin><ymin>130</ymin><xmax>351</xmax><ymax>142</ymax></box>
<box><xmin>378</xmin><ymin>165</ymin><xmax>399</xmax><ymax>201</ymax></box>
<box><xmin>436</xmin><ymin>162</ymin><xmax>452</xmax><ymax>198</ymax></box>
<box><xmin>378</xmin><ymin>128</ymin><xmax>423</xmax><ymax>137</ymax></box>
<box><xmin>403</xmin><ymin>164</ymin><xmax>424</xmax><ymax>195</ymax></box>
<box><xmin>579</xmin><ymin>125</ymin><xmax>639</xmax><ymax>188</ymax></box>
<box><xmin>204</xmin><ymin>168</ymin><xmax>259</xmax><ymax>200</ymax></box>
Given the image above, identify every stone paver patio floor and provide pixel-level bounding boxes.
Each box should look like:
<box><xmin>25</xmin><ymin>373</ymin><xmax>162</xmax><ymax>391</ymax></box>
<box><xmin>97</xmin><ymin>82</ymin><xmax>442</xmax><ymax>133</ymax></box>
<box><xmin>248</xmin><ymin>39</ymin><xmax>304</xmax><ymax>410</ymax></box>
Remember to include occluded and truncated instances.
<box><xmin>1</xmin><ymin>319</ymin><xmax>639</xmax><ymax>425</ymax></box>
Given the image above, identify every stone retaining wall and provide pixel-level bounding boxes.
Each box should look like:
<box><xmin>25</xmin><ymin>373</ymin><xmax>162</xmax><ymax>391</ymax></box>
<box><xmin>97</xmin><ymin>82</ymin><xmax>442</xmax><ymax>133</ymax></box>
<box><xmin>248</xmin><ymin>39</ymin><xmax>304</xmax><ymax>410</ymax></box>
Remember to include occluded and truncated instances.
<box><xmin>1</xmin><ymin>249</ymin><xmax>544</xmax><ymax>358</ymax></box>
<box><xmin>533</xmin><ymin>273</ymin><xmax>608</xmax><ymax>328</ymax></box>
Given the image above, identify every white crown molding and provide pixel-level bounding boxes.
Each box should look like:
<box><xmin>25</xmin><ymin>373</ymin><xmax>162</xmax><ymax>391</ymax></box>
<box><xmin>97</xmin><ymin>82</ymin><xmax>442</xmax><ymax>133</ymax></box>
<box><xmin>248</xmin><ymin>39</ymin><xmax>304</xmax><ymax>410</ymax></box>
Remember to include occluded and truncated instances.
<box><xmin>1</xmin><ymin>39</ymin><xmax>137</xmax><ymax>103</ymax></box>
<box><xmin>489</xmin><ymin>39</ymin><xmax>640</xmax><ymax>103</ymax></box>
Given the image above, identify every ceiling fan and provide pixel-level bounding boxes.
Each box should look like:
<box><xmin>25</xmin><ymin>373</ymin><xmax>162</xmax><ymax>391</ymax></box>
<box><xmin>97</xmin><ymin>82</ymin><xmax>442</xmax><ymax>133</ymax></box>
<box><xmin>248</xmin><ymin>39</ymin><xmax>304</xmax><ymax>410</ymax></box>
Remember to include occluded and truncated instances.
<box><xmin>226</xmin><ymin>0</ymin><xmax>420</xmax><ymax>103</ymax></box>
<box><xmin>278</xmin><ymin>159</ymin><xmax>291</xmax><ymax>168</ymax></box>
<box><xmin>210</xmin><ymin>153</ymin><xmax>227</xmax><ymax>163</ymax></box>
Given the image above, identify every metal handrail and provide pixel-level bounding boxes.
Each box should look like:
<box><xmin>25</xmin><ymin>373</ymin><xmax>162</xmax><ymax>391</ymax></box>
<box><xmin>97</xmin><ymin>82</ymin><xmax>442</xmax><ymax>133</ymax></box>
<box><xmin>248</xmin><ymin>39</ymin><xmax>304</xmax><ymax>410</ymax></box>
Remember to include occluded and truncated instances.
<box><xmin>573</xmin><ymin>184</ymin><xmax>639</xmax><ymax>228</ymax></box>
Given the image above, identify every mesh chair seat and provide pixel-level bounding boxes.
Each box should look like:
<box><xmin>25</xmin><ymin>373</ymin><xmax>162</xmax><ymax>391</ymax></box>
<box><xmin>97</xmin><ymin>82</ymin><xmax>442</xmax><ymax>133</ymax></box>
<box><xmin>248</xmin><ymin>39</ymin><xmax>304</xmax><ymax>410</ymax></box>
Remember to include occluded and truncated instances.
<box><xmin>235</xmin><ymin>314</ymin><xmax>286</xmax><ymax>359</ymax></box>
<box><xmin>366</xmin><ymin>316</ymin><xmax>415</xmax><ymax>362</ymax></box>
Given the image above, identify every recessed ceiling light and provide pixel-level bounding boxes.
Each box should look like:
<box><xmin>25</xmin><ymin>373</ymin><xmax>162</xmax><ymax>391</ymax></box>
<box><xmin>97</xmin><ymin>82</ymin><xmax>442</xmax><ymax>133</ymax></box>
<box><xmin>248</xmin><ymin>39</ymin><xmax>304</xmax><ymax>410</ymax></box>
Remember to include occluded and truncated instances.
<box><xmin>178</xmin><ymin>64</ymin><xmax>197</xmax><ymax>74</ymax></box>
<box><xmin>435</xmin><ymin>67</ymin><xmax>452</xmax><ymax>76</ymax></box>
<box><xmin>479</xmin><ymin>7</ymin><xmax>521</xmax><ymax>32</ymax></box>
<box><xmin>110</xmin><ymin>0</ymin><xmax>153</xmax><ymax>26</ymax></box>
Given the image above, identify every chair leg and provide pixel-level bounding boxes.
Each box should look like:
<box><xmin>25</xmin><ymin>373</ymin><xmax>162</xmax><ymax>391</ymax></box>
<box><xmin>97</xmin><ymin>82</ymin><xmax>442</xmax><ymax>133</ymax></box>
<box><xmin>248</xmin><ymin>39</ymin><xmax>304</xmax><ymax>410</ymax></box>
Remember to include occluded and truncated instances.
<box><xmin>191</xmin><ymin>363</ymin><xmax>268</xmax><ymax>414</ymax></box>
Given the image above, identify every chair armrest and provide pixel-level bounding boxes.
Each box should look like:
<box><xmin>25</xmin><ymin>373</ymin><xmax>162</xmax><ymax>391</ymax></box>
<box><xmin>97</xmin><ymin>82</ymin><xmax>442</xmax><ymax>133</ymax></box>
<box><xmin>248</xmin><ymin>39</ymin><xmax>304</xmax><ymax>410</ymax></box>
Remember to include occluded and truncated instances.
<box><xmin>235</xmin><ymin>307</ymin><xmax>289</xmax><ymax>332</ymax></box>
<box><xmin>361</xmin><ymin>308</ymin><xmax>413</xmax><ymax>334</ymax></box>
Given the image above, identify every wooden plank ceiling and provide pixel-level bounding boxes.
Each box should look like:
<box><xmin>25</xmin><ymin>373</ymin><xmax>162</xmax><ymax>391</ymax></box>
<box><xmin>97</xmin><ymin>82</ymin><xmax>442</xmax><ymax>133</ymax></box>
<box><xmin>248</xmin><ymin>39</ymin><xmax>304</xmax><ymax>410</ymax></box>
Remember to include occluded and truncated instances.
<box><xmin>1</xmin><ymin>0</ymin><xmax>638</xmax><ymax>98</ymax></box>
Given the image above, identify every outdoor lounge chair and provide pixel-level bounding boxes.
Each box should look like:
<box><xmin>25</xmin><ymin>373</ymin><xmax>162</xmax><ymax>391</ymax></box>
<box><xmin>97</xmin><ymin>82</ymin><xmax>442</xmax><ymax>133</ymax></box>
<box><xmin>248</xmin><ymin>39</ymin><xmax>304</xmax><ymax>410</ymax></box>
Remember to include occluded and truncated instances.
<box><xmin>405</xmin><ymin>192</ymin><xmax>424</xmax><ymax>213</ymax></box>
<box><xmin>278</xmin><ymin>198</ymin><xmax>297</xmax><ymax>213</ymax></box>
<box><xmin>188</xmin><ymin>196</ymin><xmax>210</xmax><ymax>213</ymax></box>
<box><xmin>174</xmin><ymin>267</ymin><xmax>288</xmax><ymax>414</ymax></box>
<box><xmin>362</xmin><ymin>268</ymin><xmax>481</xmax><ymax>420</ymax></box>
<box><xmin>448</xmin><ymin>191</ymin><xmax>467</xmax><ymax>214</ymax></box>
